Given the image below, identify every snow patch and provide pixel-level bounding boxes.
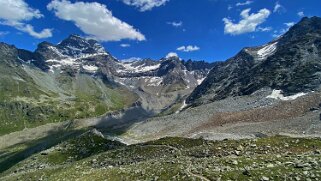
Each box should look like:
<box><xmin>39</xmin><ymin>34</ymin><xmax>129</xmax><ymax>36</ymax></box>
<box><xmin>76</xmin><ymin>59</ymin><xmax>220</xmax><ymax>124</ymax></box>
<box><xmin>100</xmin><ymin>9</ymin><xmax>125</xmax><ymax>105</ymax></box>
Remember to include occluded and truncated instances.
<box><xmin>257</xmin><ymin>42</ymin><xmax>278</xmax><ymax>60</ymax></box>
<box><xmin>48</xmin><ymin>46</ymin><xmax>65</xmax><ymax>57</ymax></box>
<box><xmin>147</xmin><ymin>77</ymin><xmax>163</xmax><ymax>86</ymax></box>
<box><xmin>46</xmin><ymin>53</ymin><xmax>106</xmax><ymax>73</ymax></box>
<box><xmin>266</xmin><ymin>89</ymin><xmax>306</xmax><ymax>101</ymax></box>
<box><xmin>83</xmin><ymin>65</ymin><xmax>98</xmax><ymax>72</ymax></box>
<box><xmin>117</xmin><ymin>62</ymin><xmax>161</xmax><ymax>74</ymax></box>
<box><xmin>197</xmin><ymin>78</ymin><xmax>206</xmax><ymax>85</ymax></box>
<box><xmin>175</xmin><ymin>100</ymin><xmax>188</xmax><ymax>114</ymax></box>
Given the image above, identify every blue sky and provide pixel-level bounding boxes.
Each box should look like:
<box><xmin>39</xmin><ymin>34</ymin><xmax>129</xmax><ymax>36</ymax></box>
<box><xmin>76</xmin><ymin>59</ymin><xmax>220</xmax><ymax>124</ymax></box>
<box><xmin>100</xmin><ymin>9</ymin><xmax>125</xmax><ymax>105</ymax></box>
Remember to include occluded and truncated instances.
<box><xmin>0</xmin><ymin>0</ymin><xmax>320</xmax><ymax>62</ymax></box>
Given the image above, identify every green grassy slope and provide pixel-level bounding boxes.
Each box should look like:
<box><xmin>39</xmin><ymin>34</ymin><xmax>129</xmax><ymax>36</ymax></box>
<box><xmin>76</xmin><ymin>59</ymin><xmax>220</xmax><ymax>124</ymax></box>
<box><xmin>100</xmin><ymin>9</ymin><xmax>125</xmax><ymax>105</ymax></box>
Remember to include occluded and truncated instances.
<box><xmin>1</xmin><ymin>134</ymin><xmax>321</xmax><ymax>181</ymax></box>
<box><xmin>0</xmin><ymin>53</ymin><xmax>137</xmax><ymax>135</ymax></box>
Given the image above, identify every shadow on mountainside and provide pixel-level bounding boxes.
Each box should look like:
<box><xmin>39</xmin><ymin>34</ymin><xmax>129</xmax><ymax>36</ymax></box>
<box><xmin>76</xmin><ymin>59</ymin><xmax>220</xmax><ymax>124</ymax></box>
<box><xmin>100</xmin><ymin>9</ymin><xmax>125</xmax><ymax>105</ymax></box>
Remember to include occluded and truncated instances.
<box><xmin>0</xmin><ymin>129</ymin><xmax>86</xmax><ymax>174</ymax></box>
<box><xmin>0</xmin><ymin>103</ymin><xmax>155</xmax><ymax>174</ymax></box>
<box><xmin>93</xmin><ymin>104</ymin><xmax>155</xmax><ymax>137</ymax></box>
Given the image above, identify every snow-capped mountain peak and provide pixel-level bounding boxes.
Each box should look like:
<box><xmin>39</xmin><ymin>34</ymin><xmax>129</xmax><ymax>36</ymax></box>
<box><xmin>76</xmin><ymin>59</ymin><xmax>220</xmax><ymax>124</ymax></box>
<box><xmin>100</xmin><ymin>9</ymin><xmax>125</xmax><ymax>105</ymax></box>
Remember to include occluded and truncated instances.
<box><xmin>56</xmin><ymin>34</ymin><xmax>108</xmax><ymax>58</ymax></box>
<box><xmin>35</xmin><ymin>35</ymin><xmax>111</xmax><ymax>74</ymax></box>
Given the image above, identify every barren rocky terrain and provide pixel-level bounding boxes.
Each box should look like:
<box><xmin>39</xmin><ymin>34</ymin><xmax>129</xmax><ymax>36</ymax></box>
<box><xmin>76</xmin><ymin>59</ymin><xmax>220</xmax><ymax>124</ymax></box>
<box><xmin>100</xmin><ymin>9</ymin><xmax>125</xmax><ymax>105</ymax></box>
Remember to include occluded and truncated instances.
<box><xmin>116</xmin><ymin>89</ymin><xmax>321</xmax><ymax>144</ymax></box>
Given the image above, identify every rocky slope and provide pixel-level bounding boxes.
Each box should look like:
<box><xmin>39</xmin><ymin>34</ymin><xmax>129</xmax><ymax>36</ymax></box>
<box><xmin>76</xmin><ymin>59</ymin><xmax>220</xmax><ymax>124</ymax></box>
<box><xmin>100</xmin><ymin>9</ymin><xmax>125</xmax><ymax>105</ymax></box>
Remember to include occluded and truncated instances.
<box><xmin>115</xmin><ymin>17</ymin><xmax>321</xmax><ymax>144</ymax></box>
<box><xmin>113</xmin><ymin>56</ymin><xmax>216</xmax><ymax>112</ymax></box>
<box><xmin>187</xmin><ymin>17</ymin><xmax>321</xmax><ymax>106</ymax></box>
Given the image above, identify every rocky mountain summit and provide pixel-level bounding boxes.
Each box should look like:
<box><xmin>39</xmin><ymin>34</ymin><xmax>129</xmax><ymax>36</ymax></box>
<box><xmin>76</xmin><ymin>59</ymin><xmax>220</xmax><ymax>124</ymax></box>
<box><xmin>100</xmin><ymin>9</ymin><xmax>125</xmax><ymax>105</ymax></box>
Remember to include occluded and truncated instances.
<box><xmin>187</xmin><ymin>16</ymin><xmax>321</xmax><ymax>106</ymax></box>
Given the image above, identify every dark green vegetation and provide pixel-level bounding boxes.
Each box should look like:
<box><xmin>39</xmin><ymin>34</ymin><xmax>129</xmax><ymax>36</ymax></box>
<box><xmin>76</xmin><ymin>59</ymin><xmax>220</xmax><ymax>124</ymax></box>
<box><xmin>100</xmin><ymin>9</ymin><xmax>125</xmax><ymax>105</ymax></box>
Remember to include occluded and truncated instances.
<box><xmin>0</xmin><ymin>43</ymin><xmax>137</xmax><ymax>136</ymax></box>
<box><xmin>1</xmin><ymin>132</ymin><xmax>321</xmax><ymax>180</ymax></box>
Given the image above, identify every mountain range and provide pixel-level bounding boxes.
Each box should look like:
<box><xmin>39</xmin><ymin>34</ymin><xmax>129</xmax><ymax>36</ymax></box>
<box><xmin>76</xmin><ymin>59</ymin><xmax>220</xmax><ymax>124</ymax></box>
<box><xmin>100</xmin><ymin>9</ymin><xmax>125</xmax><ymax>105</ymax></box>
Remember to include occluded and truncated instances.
<box><xmin>0</xmin><ymin>34</ymin><xmax>216</xmax><ymax>135</ymax></box>
<box><xmin>1</xmin><ymin>16</ymin><xmax>321</xmax><ymax>180</ymax></box>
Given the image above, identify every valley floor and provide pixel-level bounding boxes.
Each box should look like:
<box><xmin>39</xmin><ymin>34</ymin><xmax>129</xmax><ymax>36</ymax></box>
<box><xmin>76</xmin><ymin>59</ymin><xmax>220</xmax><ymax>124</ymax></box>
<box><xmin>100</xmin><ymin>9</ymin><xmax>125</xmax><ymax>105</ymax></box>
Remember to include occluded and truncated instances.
<box><xmin>1</xmin><ymin>89</ymin><xmax>321</xmax><ymax>180</ymax></box>
<box><xmin>1</xmin><ymin>132</ymin><xmax>321</xmax><ymax>181</ymax></box>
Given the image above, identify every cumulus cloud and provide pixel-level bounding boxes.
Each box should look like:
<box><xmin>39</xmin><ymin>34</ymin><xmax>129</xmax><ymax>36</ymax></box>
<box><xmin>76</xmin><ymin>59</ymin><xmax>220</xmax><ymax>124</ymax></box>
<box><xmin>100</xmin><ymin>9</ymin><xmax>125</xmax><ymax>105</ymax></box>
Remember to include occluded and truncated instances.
<box><xmin>236</xmin><ymin>1</ymin><xmax>253</xmax><ymax>7</ymax></box>
<box><xmin>121</xmin><ymin>0</ymin><xmax>169</xmax><ymax>12</ymax></box>
<box><xmin>297</xmin><ymin>11</ymin><xmax>305</xmax><ymax>17</ymax></box>
<box><xmin>177</xmin><ymin>45</ymin><xmax>200</xmax><ymax>52</ymax></box>
<box><xmin>120</xmin><ymin>43</ymin><xmax>131</xmax><ymax>47</ymax></box>
<box><xmin>167</xmin><ymin>21</ymin><xmax>183</xmax><ymax>27</ymax></box>
<box><xmin>47</xmin><ymin>0</ymin><xmax>145</xmax><ymax>42</ymax></box>
<box><xmin>0</xmin><ymin>0</ymin><xmax>52</xmax><ymax>38</ymax></box>
<box><xmin>223</xmin><ymin>8</ymin><xmax>271</xmax><ymax>35</ymax></box>
<box><xmin>165</xmin><ymin>52</ymin><xmax>178</xmax><ymax>59</ymax></box>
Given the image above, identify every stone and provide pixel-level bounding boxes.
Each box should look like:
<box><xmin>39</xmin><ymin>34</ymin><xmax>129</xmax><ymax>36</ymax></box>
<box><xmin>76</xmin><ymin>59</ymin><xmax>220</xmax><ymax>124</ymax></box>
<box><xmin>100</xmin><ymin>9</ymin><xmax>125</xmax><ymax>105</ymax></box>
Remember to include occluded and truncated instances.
<box><xmin>261</xmin><ymin>176</ymin><xmax>269</xmax><ymax>181</ymax></box>
<box><xmin>236</xmin><ymin>145</ymin><xmax>244</xmax><ymax>151</ymax></box>
<box><xmin>242</xmin><ymin>169</ymin><xmax>251</xmax><ymax>176</ymax></box>
<box><xmin>234</xmin><ymin>150</ymin><xmax>241</xmax><ymax>156</ymax></box>
<box><xmin>266</xmin><ymin>163</ymin><xmax>274</xmax><ymax>168</ymax></box>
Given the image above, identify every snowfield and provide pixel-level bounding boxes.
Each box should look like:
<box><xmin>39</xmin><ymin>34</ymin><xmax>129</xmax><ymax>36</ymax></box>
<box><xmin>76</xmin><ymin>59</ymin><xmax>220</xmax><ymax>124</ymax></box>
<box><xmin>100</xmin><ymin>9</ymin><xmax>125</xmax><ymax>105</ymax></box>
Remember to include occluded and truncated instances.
<box><xmin>117</xmin><ymin>62</ymin><xmax>161</xmax><ymax>74</ymax></box>
<box><xmin>257</xmin><ymin>42</ymin><xmax>278</xmax><ymax>60</ymax></box>
<box><xmin>266</xmin><ymin>89</ymin><xmax>307</xmax><ymax>101</ymax></box>
<box><xmin>46</xmin><ymin>53</ymin><xmax>106</xmax><ymax>73</ymax></box>
<box><xmin>147</xmin><ymin>77</ymin><xmax>163</xmax><ymax>86</ymax></box>
<box><xmin>82</xmin><ymin>65</ymin><xmax>99</xmax><ymax>72</ymax></box>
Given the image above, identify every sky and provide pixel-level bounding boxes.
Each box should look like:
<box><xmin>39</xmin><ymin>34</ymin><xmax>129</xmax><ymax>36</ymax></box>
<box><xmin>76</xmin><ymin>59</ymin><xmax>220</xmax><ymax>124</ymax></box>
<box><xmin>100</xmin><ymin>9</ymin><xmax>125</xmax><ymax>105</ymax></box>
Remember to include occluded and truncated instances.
<box><xmin>0</xmin><ymin>0</ymin><xmax>320</xmax><ymax>62</ymax></box>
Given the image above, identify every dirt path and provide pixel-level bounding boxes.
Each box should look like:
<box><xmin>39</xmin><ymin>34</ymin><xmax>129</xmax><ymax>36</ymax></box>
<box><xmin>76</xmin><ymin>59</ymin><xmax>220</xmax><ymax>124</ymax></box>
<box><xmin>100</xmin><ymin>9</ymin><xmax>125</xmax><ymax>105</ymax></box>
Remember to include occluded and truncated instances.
<box><xmin>186</xmin><ymin>162</ymin><xmax>211</xmax><ymax>181</ymax></box>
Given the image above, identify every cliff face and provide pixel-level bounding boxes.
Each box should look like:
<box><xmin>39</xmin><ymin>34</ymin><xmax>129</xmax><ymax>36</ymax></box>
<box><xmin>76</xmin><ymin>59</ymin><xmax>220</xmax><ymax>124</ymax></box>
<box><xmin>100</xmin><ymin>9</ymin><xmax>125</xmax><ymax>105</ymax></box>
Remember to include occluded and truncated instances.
<box><xmin>187</xmin><ymin>17</ymin><xmax>321</xmax><ymax>105</ymax></box>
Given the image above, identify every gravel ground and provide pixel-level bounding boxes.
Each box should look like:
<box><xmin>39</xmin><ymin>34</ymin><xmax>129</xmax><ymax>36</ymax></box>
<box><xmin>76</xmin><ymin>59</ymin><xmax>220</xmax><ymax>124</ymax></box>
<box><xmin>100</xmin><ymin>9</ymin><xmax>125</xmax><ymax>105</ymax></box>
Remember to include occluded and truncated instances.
<box><xmin>118</xmin><ymin>89</ymin><xmax>321</xmax><ymax>144</ymax></box>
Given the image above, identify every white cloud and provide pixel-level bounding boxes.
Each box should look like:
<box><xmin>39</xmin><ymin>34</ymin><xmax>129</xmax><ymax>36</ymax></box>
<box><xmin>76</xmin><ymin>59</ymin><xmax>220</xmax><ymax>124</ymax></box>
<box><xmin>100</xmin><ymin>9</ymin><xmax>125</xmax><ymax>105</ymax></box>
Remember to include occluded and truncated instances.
<box><xmin>236</xmin><ymin>1</ymin><xmax>253</xmax><ymax>6</ymax></box>
<box><xmin>0</xmin><ymin>31</ymin><xmax>9</xmax><ymax>37</ymax></box>
<box><xmin>257</xmin><ymin>26</ymin><xmax>272</xmax><ymax>32</ymax></box>
<box><xmin>272</xmin><ymin>22</ymin><xmax>295</xmax><ymax>38</ymax></box>
<box><xmin>223</xmin><ymin>8</ymin><xmax>271</xmax><ymax>35</ymax></box>
<box><xmin>165</xmin><ymin>52</ymin><xmax>178</xmax><ymax>59</ymax></box>
<box><xmin>284</xmin><ymin>22</ymin><xmax>295</xmax><ymax>28</ymax></box>
<box><xmin>177</xmin><ymin>45</ymin><xmax>200</xmax><ymax>52</ymax></box>
<box><xmin>120</xmin><ymin>43</ymin><xmax>131</xmax><ymax>47</ymax></box>
<box><xmin>298</xmin><ymin>11</ymin><xmax>305</xmax><ymax>17</ymax></box>
<box><xmin>0</xmin><ymin>0</ymin><xmax>52</xmax><ymax>38</ymax></box>
<box><xmin>273</xmin><ymin>2</ymin><xmax>282</xmax><ymax>13</ymax></box>
<box><xmin>228</xmin><ymin>5</ymin><xmax>233</xmax><ymax>10</ymax></box>
<box><xmin>121</xmin><ymin>0</ymin><xmax>169</xmax><ymax>12</ymax></box>
<box><xmin>47</xmin><ymin>0</ymin><xmax>145</xmax><ymax>42</ymax></box>
<box><xmin>121</xmin><ymin>57</ymin><xmax>142</xmax><ymax>62</ymax></box>
<box><xmin>167</xmin><ymin>21</ymin><xmax>183</xmax><ymax>27</ymax></box>
<box><xmin>0</xmin><ymin>0</ymin><xmax>43</xmax><ymax>21</ymax></box>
